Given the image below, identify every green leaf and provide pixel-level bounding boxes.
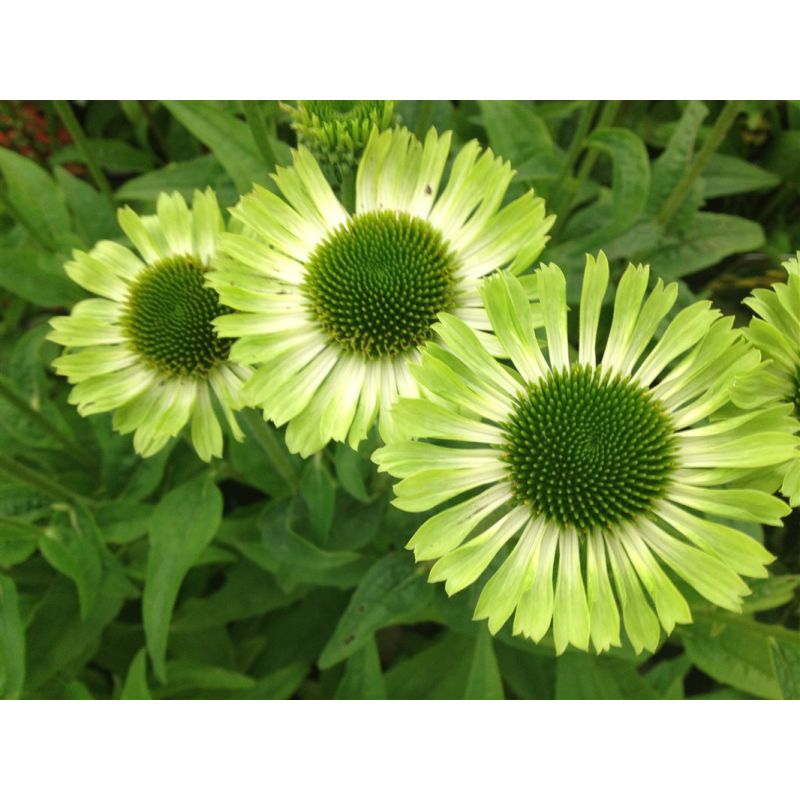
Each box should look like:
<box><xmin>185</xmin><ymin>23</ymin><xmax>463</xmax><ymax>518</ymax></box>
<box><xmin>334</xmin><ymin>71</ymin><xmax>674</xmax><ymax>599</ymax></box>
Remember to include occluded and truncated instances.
<box><xmin>143</xmin><ymin>474</ymin><xmax>223</xmax><ymax>683</ymax></box>
<box><xmin>235</xmin><ymin>504</ymin><xmax>367</xmax><ymax>591</ymax></box>
<box><xmin>646</xmin><ymin>101</ymin><xmax>709</xmax><ymax>219</ymax></box>
<box><xmin>333</xmin><ymin>443</ymin><xmax>370</xmax><ymax>502</ymax></box>
<box><xmin>156</xmin><ymin>661</ymin><xmax>256</xmax><ymax>697</ymax></box>
<box><xmin>495</xmin><ymin>643</ymin><xmax>556</xmax><ymax>699</ymax></box>
<box><xmin>385</xmin><ymin>633</ymin><xmax>474</xmax><ymax>699</ymax></box>
<box><xmin>0</xmin><ymin>246</ymin><xmax>85</xmax><ymax>307</ymax></box>
<box><xmin>301</xmin><ymin>456</ymin><xmax>336</xmax><ymax>544</ymax></box>
<box><xmin>52</xmin><ymin>138</ymin><xmax>154</xmax><ymax>173</ymax></box>
<box><xmin>464</xmin><ymin>631</ymin><xmax>504</xmax><ymax>699</ymax></box>
<box><xmin>555</xmin><ymin>652</ymin><xmax>659</xmax><ymax>699</ymax></box>
<box><xmin>0</xmin><ymin>516</ymin><xmax>42</xmax><ymax>567</ymax></box>
<box><xmin>680</xmin><ymin>610</ymin><xmax>800</xmax><ymax>699</ymax></box>
<box><xmin>644</xmin><ymin>212</ymin><xmax>764</xmax><ymax>279</ymax></box>
<box><xmin>334</xmin><ymin>636</ymin><xmax>387</xmax><ymax>699</ymax></box>
<box><xmin>54</xmin><ymin>167</ymin><xmax>118</xmax><ymax>244</ymax></box>
<box><xmin>25</xmin><ymin>567</ymin><xmax>132</xmax><ymax>691</ymax></box>
<box><xmin>769</xmin><ymin>638</ymin><xmax>800</xmax><ymax>699</ymax></box>
<box><xmin>162</xmin><ymin>101</ymin><xmax>270</xmax><ymax>194</ymax></box>
<box><xmin>39</xmin><ymin>504</ymin><xmax>106</xmax><ymax>619</ymax></box>
<box><xmin>477</xmin><ymin>101</ymin><xmax>554</xmax><ymax>164</ymax></box>
<box><xmin>120</xmin><ymin>648</ymin><xmax>151</xmax><ymax>700</ymax></box>
<box><xmin>114</xmin><ymin>154</ymin><xmax>235</xmax><ymax>205</ymax></box>
<box><xmin>644</xmin><ymin>654</ymin><xmax>691</xmax><ymax>699</ymax></box>
<box><xmin>582</xmin><ymin>127</ymin><xmax>650</xmax><ymax>241</ymax></box>
<box><xmin>318</xmin><ymin>552</ymin><xmax>435</xmax><ymax>668</ymax></box>
<box><xmin>0</xmin><ymin>574</ymin><xmax>25</xmax><ymax>699</ymax></box>
<box><xmin>0</xmin><ymin>146</ymin><xmax>72</xmax><ymax>250</ymax></box>
<box><xmin>172</xmin><ymin>562</ymin><xmax>300</xmax><ymax>632</ymax></box>
<box><xmin>741</xmin><ymin>575</ymin><xmax>800</xmax><ymax>613</ymax></box>
<box><xmin>702</xmin><ymin>153</ymin><xmax>780</xmax><ymax>198</ymax></box>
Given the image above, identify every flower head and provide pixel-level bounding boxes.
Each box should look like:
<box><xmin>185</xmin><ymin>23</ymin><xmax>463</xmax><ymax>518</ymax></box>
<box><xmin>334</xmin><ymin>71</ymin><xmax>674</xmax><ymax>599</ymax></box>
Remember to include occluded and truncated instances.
<box><xmin>374</xmin><ymin>253</ymin><xmax>797</xmax><ymax>654</ymax></box>
<box><xmin>48</xmin><ymin>190</ymin><xmax>249</xmax><ymax>461</ymax></box>
<box><xmin>211</xmin><ymin>127</ymin><xmax>553</xmax><ymax>456</ymax></box>
<box><xmin>732</xmin><ymin>252</ymin><xmax>800</xmax><ymax>505</ymax></box>
<box><xmin>282</xmin><ymin>100</ymin><xmax>396</xmax><ymax>185</ymax></box>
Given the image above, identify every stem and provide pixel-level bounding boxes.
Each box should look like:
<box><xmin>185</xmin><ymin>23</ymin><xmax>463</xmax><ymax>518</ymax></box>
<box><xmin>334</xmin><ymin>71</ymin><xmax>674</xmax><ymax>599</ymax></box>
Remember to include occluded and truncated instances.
<box><xmin>551</xmin><ymin>100</ymin><xmax>621</xmax><ymax>239</ymax></box>
<box><xmin>550</xmin><ymin>101</ymin><xmax>599</xmax><ymax>219</ymax></box>
<box><xmin>244</xmin><ymin>101</ymin><xmax>278</xmax><ymax>173</ymax></box>
<box><xmin>0</xmin><ymin>375</ymin><xmax>94</xmax><ymax>470</ymax></box>
<box><xmin>656</xmin><ymin>100</ymin><xmax>742</xmax><ymax>227</ymax></box>
<box><xmin>137</xmin><ymin>100</ymin><xmax>171</xmax><ymax>163</ymax></box>
<box><xmin>0</xmin><ymin>453</ymin><xmax>91</xmax><ymax>505</ymax></box>
<box><xmin>241</xmin><ymin>408</ymin><xmax>299</xmax><ymax>491</ymax></box>
<box><xmin>53</xmin><ymin>100</ymin><xmax>116</xmax><ymax>212</ymax></box>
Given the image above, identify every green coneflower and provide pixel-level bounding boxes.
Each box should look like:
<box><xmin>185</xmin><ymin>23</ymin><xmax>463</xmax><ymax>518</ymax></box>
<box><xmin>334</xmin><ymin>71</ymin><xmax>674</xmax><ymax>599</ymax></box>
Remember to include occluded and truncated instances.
<box><xmin>732</xmin><ymin>251</ymin><xmax>800</xmax><ymax>506</ymax></box>
<box><xmin>211</xmin><ymin>127</ymin><xmax>553</xmax><ymax>457</ymax></box>
<box><xmin>374</xmin><ymin>253</ymin><xmax>797</xmax><ymax>655</ymax></box>
<box><xmin>48</xmin><ymin>189</ymin><xmax>249</xmax><ymax>461</ymax></box>
<box><xmin>282</xmin><ymin>100</ymin><xmax>396</xmax><ymax>184</ymax></box>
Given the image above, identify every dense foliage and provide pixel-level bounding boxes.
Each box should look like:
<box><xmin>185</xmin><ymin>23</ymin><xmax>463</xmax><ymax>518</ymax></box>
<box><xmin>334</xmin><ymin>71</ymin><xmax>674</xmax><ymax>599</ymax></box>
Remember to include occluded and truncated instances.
<box><xmin>1</xmin><ymin>100</ymin><xmax>798</xmax><ymax>700</ymax></box>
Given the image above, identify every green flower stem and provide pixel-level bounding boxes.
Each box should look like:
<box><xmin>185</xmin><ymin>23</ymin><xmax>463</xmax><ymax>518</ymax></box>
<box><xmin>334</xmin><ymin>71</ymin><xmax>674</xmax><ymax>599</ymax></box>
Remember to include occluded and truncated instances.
<box><xmin>656</xmin><ymin>100</ymin><xmax>742</xmax><ymax>227</ymax></box>
<box><xmin>551</xmin><ymin>100</ymin><xmax>621</xmax><ymax>239</ymax></box>
<box><xmin>0</xmin><ymin>453</ymin><xmax>92</xmax><ymax>506</ymax></box>
<box><xmin>136</xmin><ymin>100</ymin><xmax>171</xmax><ymax>162</ymax></box>
<box><xmin>244</xmin><ymin>101</ymin><xmax>278</xmax><ymax>173</ymax></box>
<box><xmin>0</xmin><ymin>375</ymin><xmax>94</xmax><ymax>470</ymax></box>
<box><xmin>550</xmin><ymin>101</ymin><xmax>599</xmax><ymax>221</ymax></box>
<box><xmin>53</xmin><ymin>100</ymin><xmax>116</xmax><ymax>213</ymax></box>
<box><xmin>241</xmin><ymin>408</ymin><xmax>300</xmax><ymax>491</ymax></box>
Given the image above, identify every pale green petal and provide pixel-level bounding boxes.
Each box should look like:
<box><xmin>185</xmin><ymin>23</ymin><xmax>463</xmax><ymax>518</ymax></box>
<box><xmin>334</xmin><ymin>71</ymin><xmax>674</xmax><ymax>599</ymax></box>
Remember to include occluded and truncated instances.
<box><xmin>156</xmin><ymin>192</ymin><xmax>193</xmax><ymax>257</ymax></box>
<box><xmin>474</xmin><ymin>517</ymin><xmax>543</xmax><ymax>634</ymax></box>
<box><xmin>392</xmin><ymin>463</ymin><xmax>509</xmax><ymax>513</ymax></box>
<box><xmin>618</xmin><ymin>524</ymin><xmax>692</xmax><ymax>633</ymax></box>
<box><xmin>634</xmin><ymin>302</ymin><xmax>718</xmax><ymax>387</ymax></box>
<box><xmin>428</xmin><ymin>506</ymin><xmax>529</xmax><ymax>595</ymax></box>
<box><xmin>601</xmin><ymin>263</ymin><xmax>649</xmax><ymax>372</ymax></box>
<box><xmin>389</xmin><ymin>397</ymin><xmax>505</xmax><ymax>445</ymax></box>
<box><xmin>552</xmin><ymin>528</ymin><xmax>590</xmax><ymax>654</ymax></box>
<box><xmin>90</xmin><ymin>240</ymin><xmax>146</xmax><ymax>281</ymax></box>
<box><xmin>481</xmin><ymin>271</ymin><xmax>548</xmax><ymax>382</ymax></box>
<box><xmin>118</xmin><ymin>206</ymin><xmax>165</xmax><ymax>264</ymax></box>
<box><xmin>373</xmin><ymin>441</ymin><xmax>501</xmax><ymax>479</ymax></box>
<box><xmin>536</xmin><ymin>264</ymin><xmax>569</xmax><ymax>371</ymax></box>
<box><xmin>513</xmin><ymin>523</ymin><xmax>558</xmax><ymax>642</ymax></box>
<box><xmin>656</xmin><ymin>500</ymin><xmax>774</xmax><ymax>577</ymax></box>
<box><xmin>68</xmin><ymin>364</ymin><xmax>152</xmax><ymax>414</ymax></box>
<box><xmin>191</xmin><ymin>188</ymin><xmax>223</xmax><ymax>265</ymax></box>
<box><xmin>637</xmin><ymin>518</ymin><xmax>748</xmax><ymax>611</ymax></box>
<box><xmin>65</xmin><ymin>251</ymin><xmax>129</xmax><ymax>301</ymax></box>
<box><xmin>605</xmin><ymin>534</ymin><xmax>661</xmax><ymax>654</ymax></box>
<box><xmin>190</xmin><ymin>382</ymin><xmax>223</xmax><ymax>462</ymax></box>
<box><xmin>578</xmin><ymin>252</ymin><xmax>609</xmax><ymax>368</ymax></box>
<box><xmin>52</xmin><ymin>346</ymin><xmax>138</xmax><ymax>381</ymax></box>
<box><xmin>405</xmin><ymin>483</ymin><xmax>512</xmax><ymax>561</ymax></box>
<box><xmin>617</xmin><ymin>279</ymin><xmax>678</xmax><ymax>375</ymax></box>
<box><xmin>586</xmin><ymin>533</ymin><xmax>621</xmax><ymax>653</ymax></box>
<box><xmin>669</xmin><ymin>485</ymin><xmax>790</xmax><ymax>526</ymax></box>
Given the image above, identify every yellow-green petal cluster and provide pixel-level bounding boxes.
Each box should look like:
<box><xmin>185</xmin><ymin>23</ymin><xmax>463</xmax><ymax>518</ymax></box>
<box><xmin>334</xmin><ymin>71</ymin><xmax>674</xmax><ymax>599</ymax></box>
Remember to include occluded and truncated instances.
<box><xmin>732</xmin><ymin>251</ymin><xmax>800</xmax><ymax>505</ymax></box>
<box><xmin>48</xmin><ymin>190</ymin><xmax>250</xmax><ymax>461</ymax></box>
<box><xmin>374</xmin><ymin>253</ymin><xmax>797</xmax><ymax>655</ymax></box>
<box><xmin>211</xmin><ymin>127</ymin><xmax>554</xmax><ymax>457</ymax></box>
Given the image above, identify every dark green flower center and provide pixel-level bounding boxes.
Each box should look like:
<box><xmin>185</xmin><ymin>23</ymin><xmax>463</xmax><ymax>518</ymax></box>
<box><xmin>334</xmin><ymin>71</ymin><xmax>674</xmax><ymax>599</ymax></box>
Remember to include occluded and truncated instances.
<box><xmin>302</xmin><ymin>210</ymin><xmax>458</xmax><ymax>359</ymax></box>
<box><xmin>122</xmin><ymin>257</ymin><xmax>231</xmax><ymax>378</ymax></box>
<box><xmin>502</xmin><ymin>364</ymin><xmax>676</xmax><ymax>532</ymax></box>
